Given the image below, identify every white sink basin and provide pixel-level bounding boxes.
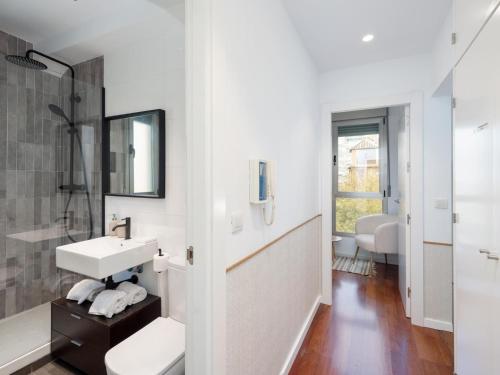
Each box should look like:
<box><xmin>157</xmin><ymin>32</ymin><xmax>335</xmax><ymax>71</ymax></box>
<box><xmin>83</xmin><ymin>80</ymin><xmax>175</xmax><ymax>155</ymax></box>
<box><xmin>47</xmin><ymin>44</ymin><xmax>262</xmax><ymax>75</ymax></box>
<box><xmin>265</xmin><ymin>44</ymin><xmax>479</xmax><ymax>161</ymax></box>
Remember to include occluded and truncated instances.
<box><xmin>56</xmin><ymin>236</ymin><xmax>158</xmax><ymax>279</ymax></box>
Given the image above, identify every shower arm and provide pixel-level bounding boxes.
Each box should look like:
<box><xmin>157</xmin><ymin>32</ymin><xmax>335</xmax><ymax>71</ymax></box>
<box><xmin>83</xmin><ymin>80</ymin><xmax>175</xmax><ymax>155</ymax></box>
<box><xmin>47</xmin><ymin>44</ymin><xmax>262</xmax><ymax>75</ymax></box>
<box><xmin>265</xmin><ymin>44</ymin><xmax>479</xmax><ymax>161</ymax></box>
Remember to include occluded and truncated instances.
<box><xmin>26</xmin><ymin>49</ymin><xmax>76</xmax><ymax>123</ymax></box>
<box><xmin>26</xmin><ymin>49</ymin><xmax>75</xmax><ymax>80</ymax></box>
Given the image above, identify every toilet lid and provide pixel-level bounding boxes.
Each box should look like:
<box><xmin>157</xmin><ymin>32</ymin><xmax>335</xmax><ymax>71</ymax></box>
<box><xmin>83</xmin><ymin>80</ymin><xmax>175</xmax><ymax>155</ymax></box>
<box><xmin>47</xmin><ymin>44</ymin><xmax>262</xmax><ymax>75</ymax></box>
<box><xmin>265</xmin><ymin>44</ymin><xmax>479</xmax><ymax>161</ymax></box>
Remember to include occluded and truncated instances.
<box><xmin>105</xmin><ymin>317</ymin><xmax>185</xmax><ymax>375</ymax></box>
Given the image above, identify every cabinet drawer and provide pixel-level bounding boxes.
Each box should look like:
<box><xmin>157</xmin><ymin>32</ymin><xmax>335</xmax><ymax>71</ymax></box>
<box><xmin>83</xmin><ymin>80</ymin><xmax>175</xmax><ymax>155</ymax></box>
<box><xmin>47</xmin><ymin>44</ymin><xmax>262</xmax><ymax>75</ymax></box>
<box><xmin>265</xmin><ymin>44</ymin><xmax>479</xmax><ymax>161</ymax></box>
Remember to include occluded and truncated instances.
<box><xmin>51</xmin><ymin>304</ymin><xmax>107</xmax><ymax>349</ymax></box>
<box><xmin>51</xmin><ymin>330</ymin><xmax>107</xmax><ymax>375</ymax></box>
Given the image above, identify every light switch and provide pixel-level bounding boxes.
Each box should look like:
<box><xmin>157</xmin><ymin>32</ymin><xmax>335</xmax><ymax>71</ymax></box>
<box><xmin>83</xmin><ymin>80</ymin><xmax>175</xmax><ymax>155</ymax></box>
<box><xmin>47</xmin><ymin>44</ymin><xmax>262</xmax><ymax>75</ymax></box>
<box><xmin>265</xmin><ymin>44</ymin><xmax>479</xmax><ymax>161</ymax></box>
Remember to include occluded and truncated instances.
<box><xmin>231</xmin><ymin>211</ymin><xmax>244</xmax><ymax>233</ymax></box>
<box><xmin>434</xmin><ymin>199</ymin><xmax>449</xmax><ymax>209</ymax></box>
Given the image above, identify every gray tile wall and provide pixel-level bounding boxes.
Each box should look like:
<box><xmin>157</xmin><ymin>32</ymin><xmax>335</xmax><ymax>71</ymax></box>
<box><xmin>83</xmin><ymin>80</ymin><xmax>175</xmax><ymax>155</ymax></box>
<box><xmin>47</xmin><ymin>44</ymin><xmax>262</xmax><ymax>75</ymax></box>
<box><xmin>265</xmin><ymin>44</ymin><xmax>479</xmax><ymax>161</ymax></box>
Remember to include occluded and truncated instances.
<box><xmin>0</xmin><ymin>30</ymin><xmax>103</xmax><ymax>319</ymax></box>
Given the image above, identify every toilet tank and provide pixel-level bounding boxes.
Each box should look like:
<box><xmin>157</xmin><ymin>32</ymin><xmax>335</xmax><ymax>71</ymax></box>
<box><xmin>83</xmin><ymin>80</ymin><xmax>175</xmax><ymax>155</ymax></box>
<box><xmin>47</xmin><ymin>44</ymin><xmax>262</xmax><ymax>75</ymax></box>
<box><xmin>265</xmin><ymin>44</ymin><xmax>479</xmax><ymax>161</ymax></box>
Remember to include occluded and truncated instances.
<box><xmin>166</xmin><ymin>255</ymin><xmax>186</xmax><ymax>323</ymax></box>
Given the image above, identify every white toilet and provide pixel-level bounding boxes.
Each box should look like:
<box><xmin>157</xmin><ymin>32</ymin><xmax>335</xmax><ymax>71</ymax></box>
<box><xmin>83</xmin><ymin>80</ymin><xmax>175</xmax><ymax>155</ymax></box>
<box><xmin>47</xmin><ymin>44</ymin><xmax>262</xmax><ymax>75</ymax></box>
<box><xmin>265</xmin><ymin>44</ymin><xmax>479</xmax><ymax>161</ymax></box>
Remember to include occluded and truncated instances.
<box><xmin>105</xmin><ymin>255</ymin><xmax>186</xmax><ymax>375</ymax></box>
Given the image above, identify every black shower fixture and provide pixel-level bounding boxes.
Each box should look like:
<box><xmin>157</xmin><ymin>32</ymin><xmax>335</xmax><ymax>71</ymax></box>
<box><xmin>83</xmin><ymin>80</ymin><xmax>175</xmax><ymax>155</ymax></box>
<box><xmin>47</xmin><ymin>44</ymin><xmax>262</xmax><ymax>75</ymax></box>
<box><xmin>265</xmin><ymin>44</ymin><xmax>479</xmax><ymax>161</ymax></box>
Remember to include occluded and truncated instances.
<box><xmin>5</xmin><ymin>50</ymin><xmax>81</xmax><ymax>103</ymax></box>
<box><xmin>5</xmin><ymin>54</ymin><xmax>48</xmax><ymax>70</ymax></box>
<box><xmin>5</xmin><ymin>49</ymin><xmax>94</xmax><ymax>242</ymax></box>
<box><xmin>48</xmin><ymin>104</ymin><xmax>72</xmax><ymax>124</ymax></box>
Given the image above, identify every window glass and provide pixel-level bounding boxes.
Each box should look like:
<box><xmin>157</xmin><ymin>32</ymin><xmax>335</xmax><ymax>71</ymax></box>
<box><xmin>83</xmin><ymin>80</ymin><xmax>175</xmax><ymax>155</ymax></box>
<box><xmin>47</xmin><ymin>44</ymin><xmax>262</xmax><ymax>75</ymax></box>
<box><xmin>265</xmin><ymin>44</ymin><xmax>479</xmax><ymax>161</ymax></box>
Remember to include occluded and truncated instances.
<box><xmin>336</xmin><ymin>198</ymin><xmax>383</xmax><ymax>233</ymax></box>
<box><xmin>333</xmin><ymin>118</ymin><xmax>388</xmax><ymax>234</ymax></box>
<box><xmin>133</xmin><ymin>119</ymin><xmax>153</xmax><ymax>193</ymax></box>
<box><xmin>338</xmin><ymin>132</ymin><xmax>380</xmax><ymax>193</ymax></box>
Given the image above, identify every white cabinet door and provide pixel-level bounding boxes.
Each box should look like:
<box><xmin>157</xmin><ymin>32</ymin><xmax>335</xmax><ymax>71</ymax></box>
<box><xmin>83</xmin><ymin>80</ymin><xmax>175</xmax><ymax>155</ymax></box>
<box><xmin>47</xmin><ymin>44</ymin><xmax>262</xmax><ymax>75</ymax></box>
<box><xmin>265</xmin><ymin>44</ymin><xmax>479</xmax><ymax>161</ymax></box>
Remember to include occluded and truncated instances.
<box><xmin>454</xmin><ymin>6</ymin><xmax>500</xmax><ymax>375</ymax></box>
<box><xmin>453</xmin><ymin>0</ymin><xmax>499</xmax><ymax>63</ymax></box>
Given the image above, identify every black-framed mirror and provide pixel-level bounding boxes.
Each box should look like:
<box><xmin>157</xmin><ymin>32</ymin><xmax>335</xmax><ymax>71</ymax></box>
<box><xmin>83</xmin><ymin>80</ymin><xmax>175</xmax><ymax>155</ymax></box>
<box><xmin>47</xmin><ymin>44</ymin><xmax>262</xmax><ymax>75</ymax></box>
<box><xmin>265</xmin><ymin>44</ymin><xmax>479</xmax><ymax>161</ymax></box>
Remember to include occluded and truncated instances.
<box><xmin>103</xmin><ymin>109</ymin><xmax>165</xmax><ymax>198</ymax></box>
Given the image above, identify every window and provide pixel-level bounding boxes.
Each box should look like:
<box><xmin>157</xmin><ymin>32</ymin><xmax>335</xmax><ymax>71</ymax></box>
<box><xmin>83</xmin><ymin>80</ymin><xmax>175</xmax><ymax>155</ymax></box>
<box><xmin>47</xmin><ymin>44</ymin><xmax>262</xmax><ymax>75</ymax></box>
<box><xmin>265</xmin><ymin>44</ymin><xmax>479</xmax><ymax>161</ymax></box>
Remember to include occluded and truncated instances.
<box><xmin>333</xmin><ymin>117</ymin><xmax>389</xmax><ymax>234</ymax></box>
<box><xmin>132</xmin><ymin>119</ymin><xmax>154</xmax><ymax>193</ymax></box>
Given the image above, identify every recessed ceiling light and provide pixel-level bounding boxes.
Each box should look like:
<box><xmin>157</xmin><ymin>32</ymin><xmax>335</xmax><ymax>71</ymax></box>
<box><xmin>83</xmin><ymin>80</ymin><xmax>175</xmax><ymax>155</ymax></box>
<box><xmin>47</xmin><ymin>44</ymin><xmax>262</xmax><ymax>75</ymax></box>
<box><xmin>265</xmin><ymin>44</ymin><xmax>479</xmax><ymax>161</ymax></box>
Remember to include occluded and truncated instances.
<box><xmin>362</xmin><ymin>34</ymin><xmax>374</xmax><ymax>43</ymax></box>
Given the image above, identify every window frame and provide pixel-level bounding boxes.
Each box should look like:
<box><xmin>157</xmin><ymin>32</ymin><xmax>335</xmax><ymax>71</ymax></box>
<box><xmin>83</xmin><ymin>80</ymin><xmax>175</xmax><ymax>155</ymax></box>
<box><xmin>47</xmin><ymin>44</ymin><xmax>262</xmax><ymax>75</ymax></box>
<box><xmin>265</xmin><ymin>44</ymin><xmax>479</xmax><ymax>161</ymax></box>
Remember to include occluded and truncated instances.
<box><xmin>332</xmin><ymin>116</ymin><xmax>390</xmax><ymax>236</ymax></box>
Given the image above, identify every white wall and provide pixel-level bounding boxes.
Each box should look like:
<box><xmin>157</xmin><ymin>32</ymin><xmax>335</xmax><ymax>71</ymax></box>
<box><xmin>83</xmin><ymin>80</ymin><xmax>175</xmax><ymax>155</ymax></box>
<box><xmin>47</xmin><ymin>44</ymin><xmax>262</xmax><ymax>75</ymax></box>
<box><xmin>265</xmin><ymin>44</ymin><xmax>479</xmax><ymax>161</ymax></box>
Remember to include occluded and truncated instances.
<box><xmin>321</xmin><ymin>54</ymin><xmax>453</xmax><ymax>245</ymax></box>
<box><xmin>423</xmin><ymin>87</ymin><xmax>453</xmax><ymax>331</ymax></box>
<box><xmin>213</xmin><ymin>0</ymin><xmax>321</xmax><ymax>268</ymax></box>
<box><xmin>103</xmin><ymin>20</ymin><xmax>186</xmax><ymax>294</ymax></box>
<box><xmin>211</xmin><ymin>0</ymin><xmax>321</xmax><ymax>373</ymax></box>
<box><xmin>321</xmin><ymin>54</ymin><xmax>453</xmax><ymax>328</ymax></box>
<box><xmin>427</xmin><ymin>35</ymin><xmax>454</xmax><ymax>330</ymax></box>
<box><xmin>321</xmin><ymin>55</ymin><xmax>432</xmax><ymax>104</ymax></box>
<box><xmin>432</xmin><ymin>8</ymin><xmax>454</xmax><ymax>93</ymax></box>
<box><xmin>226</xmin><ymin>217</ymin><xmax>321</xmax><ymax>375</ymax></box>
<box><xmin>423</xmin><ymin>96</ymin><xmax>453</xmax><ymax>244</ymax></box>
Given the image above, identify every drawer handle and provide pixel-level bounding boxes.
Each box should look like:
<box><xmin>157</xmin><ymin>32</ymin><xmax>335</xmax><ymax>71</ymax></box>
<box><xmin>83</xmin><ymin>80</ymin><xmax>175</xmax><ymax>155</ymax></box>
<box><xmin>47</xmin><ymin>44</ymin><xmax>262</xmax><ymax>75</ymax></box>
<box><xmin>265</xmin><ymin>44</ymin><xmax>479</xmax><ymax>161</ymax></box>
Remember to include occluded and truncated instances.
<box><xmin>487</xmin><ymin>254</ymin><xmax>499</xmax><ymax>261</ymax></box>
<box><xmin>479</xmin><ymin>249</ymin><xmax>490</xmax><ymax>255</ymax></box>
<box><xmin>70</xmin><ymin>340</ymin><xmax>83</xmax><ymax>348</ymax></box>
<box><xmin>70</xmin><ymin>313</ymin><xmax>81</xmax><ymax>320</ymax></box>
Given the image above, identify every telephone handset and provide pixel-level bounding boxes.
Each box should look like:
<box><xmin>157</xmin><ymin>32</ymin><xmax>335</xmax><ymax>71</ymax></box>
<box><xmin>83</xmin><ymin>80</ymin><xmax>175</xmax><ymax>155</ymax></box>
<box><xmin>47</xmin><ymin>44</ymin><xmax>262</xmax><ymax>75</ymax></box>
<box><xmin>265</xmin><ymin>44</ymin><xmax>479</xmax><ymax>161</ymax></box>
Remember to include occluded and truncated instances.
<box><xmin>250</xmin><ymin>160</ymin><xmax>276</xmax><ymax>225</ymax></box>
<box><xmin>264</xmin><ymin>162</ymin><xmax>275</xmax><ymax>225</ymax></box>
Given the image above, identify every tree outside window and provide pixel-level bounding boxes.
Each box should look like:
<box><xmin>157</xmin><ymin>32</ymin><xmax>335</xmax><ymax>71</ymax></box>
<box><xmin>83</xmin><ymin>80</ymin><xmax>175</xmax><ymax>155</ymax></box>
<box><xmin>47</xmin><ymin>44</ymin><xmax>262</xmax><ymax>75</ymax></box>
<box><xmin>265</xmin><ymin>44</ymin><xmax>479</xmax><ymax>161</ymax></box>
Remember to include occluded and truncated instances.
<box><xmin>336</xmin><ymin>134</ymin><xmax>383</xmax><ymax>233</ymax></box>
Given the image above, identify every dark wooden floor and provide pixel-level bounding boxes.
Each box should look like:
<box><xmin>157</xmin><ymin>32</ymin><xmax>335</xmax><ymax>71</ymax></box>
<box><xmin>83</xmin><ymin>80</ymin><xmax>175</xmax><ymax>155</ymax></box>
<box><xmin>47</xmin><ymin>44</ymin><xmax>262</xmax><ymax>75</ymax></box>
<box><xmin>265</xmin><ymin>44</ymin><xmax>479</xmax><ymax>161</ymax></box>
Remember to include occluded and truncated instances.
<box><xmin>290</xmin><ymin>263</ymin><xmax>453</xmax><ymax>375</ymax></box>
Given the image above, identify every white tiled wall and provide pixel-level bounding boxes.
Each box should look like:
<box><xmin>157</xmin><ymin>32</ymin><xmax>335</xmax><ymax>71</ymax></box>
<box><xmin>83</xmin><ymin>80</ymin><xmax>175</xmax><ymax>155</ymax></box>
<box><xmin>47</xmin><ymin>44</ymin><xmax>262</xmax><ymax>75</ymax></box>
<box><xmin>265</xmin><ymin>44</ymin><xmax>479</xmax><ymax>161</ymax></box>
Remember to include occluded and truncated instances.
<box><xmin>226</xmin><ymin>216</ymin><xmax>322</xmax><ymax>375</ymax></box>
<box><xmin>103</xmin><ymin>25</ymin><xmax>186</xmax><ymax>294</ymax></box>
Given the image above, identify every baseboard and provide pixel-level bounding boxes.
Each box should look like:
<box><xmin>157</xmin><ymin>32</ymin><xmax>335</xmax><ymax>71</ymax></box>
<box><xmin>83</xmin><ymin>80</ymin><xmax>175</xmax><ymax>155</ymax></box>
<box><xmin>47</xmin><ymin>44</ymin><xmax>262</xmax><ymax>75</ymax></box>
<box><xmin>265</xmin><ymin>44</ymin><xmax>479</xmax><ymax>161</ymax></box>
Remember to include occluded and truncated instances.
<box><xmin>280</xmin><ymin>295</ymin><xmax>321</xmax><ymax>375</ymax></box>
<box><xmin>424</xmin><ymin>317</ymin><xmax>453</xmax><ymax>333</ymax></box>
<box><xmin>0</xmin><ymin>342</ymin><xmax>51</xmax><ymax>375</ymax></box>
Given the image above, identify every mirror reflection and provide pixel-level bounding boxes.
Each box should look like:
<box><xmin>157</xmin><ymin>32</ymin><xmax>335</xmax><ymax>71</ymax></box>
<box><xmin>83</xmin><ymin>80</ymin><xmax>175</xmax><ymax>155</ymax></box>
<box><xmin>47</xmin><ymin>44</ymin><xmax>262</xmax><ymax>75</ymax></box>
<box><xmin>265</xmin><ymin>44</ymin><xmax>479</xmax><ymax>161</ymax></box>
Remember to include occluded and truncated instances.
<box><xmin>105</xmin><ymin>110</ymin><xmax>165</xmax><ymax>198</ymax></box>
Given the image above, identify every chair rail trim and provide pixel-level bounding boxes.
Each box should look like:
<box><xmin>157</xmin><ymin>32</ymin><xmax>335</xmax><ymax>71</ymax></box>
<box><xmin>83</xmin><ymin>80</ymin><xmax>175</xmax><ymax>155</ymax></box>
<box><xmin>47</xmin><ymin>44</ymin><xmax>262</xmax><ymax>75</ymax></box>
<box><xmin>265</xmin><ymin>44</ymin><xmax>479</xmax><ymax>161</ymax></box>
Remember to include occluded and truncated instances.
<box><xmin>226</xmin><ymin>214</ymin><xmax>322</xmax><ymax>272</ymax></box>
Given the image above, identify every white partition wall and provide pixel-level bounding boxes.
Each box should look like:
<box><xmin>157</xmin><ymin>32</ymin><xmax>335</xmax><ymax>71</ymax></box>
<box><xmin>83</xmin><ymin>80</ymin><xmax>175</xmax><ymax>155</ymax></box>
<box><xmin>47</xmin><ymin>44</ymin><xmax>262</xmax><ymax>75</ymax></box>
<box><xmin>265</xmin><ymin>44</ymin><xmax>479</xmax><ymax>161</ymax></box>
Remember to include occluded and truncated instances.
<box><xmin>226</xmin><ymin>217</ymin><xmax>322</xmax><ymax>375</ymax></box>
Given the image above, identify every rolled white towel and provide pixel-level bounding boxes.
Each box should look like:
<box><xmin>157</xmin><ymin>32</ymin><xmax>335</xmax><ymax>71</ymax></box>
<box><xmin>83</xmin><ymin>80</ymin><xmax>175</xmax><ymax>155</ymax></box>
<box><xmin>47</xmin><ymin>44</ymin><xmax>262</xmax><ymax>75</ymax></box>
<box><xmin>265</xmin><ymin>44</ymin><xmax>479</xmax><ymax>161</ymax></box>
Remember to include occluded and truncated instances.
<box><xmin>116</xmin><ymin>281</ymin><xmax>147</xmax><ymax>305</ymax></box>
<box><xmin>87</xmin><ymin>286</ymin><xmax>105</xmax><ymax>302</ymax></box>
<box><xmin>67</xmin><ymin>279</ymin><xmax>105</xmax><ymax>305</ymax></box>
<box><xmin>89</xmin><ymin>290</ymin><xmax>128</xmax><ymax>318</ymax></box>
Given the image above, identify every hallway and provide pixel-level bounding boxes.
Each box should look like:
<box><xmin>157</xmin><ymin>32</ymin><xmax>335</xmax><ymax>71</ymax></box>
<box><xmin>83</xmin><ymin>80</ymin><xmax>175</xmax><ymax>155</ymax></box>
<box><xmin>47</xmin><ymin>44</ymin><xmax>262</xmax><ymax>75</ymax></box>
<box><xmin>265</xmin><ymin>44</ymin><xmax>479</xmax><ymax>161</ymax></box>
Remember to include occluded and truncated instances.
<box><xmin>289</xmin><ymin>264</ymin><xmax>453</xmax><ymax>375</ymax></box>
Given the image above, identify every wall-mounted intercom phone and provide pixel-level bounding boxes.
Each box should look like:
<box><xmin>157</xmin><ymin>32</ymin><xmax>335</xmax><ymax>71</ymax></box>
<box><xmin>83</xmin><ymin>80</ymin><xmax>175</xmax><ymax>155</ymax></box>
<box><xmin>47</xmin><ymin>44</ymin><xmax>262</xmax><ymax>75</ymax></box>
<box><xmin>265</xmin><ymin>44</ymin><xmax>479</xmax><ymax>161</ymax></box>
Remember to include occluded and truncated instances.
<box><xmin>250</xmin><ymin>160</ymin><xmax>275</xmax><ymax>225</ymax></box>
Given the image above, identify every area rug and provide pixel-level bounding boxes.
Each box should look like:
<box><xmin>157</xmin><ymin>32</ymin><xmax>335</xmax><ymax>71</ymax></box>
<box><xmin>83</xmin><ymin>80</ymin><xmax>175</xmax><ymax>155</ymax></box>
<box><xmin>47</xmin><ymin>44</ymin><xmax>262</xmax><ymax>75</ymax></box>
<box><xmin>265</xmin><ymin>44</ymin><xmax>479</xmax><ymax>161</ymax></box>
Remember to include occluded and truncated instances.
<box><xmin>332</xmin><ymin>256</ymin><xmax>376</xmax><ymax>276</ymax></box>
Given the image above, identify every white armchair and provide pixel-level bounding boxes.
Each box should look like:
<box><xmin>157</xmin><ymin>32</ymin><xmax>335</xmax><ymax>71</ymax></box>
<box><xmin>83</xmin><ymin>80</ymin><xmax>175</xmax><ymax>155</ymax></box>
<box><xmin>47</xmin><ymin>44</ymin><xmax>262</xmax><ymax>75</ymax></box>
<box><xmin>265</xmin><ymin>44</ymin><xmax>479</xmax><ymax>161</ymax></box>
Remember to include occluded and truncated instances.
<box><xmin>354</xmin><ymin>214</ymin><xmax>398</xmax><ymax>266</ymax></box>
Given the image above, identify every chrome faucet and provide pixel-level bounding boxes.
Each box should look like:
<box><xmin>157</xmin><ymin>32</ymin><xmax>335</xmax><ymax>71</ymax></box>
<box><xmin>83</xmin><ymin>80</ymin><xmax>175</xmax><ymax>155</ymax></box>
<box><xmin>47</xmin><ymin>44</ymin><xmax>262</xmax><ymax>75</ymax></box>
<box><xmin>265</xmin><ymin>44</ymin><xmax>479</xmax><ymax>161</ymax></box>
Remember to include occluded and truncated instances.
<box><xmin>112</xmin><ymin>217</ymin><xmax>131</xmax><ymax>240</ymax></box>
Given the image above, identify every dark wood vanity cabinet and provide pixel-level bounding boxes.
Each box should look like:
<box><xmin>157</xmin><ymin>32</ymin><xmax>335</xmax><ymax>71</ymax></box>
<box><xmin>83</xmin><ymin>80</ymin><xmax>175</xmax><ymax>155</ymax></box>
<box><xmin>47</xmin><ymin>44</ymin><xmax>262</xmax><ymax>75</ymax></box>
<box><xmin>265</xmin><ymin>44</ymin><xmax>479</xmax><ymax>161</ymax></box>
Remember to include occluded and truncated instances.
<box><xmin>51</xmin><ymin>294</ymin><xmax>161</xmax><ymax>375</ymax></box>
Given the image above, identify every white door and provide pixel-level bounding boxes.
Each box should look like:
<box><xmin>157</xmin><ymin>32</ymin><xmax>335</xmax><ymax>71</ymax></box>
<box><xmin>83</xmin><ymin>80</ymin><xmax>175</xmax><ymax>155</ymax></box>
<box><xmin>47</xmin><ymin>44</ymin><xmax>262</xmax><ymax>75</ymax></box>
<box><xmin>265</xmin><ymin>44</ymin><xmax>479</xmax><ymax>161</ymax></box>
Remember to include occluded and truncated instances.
<box><xmin>397</xmin><ymin>106</ymin><xmax>411</xmax><ymax>317</ymax></box>
<box><xmin>454</xmin><ymin>7</ymin><xmax>500</xmax><ymax>374</ymax></box>
<box><xmin>453</xmin><ymin>0</ymin><xmax>500</xmax><ymax>63</ymax></box>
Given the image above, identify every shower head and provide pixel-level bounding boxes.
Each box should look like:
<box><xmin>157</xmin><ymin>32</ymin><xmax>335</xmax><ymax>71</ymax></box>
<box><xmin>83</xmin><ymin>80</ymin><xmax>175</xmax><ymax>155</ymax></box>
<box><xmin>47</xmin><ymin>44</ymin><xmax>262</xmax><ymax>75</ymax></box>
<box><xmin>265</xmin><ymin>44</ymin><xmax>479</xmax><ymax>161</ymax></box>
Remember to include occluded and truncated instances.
<box><xmin>48</xmin><ymin>104</ymin><xmax>71</xmax><ymax>125</ymax></box>
<box><xmin>5</xmin><ymin>54</ymin><xmax>48</xmax><ymax>70</ymax></box>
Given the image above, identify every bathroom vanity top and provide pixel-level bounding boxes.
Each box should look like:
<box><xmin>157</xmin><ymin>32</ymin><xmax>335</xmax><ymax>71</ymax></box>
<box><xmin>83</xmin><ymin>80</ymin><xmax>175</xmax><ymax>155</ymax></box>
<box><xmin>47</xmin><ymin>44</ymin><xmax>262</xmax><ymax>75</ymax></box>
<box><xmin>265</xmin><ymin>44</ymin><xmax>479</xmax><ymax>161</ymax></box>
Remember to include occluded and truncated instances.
<box><xmin>51</xmin><ymin>294</ymin><xmax>161</xmax><ymax>375</ymax></box>
<box><xmin>56</xmin><ymin>236</ymin><xmax>158</xmax><ymax>279</ymax></box>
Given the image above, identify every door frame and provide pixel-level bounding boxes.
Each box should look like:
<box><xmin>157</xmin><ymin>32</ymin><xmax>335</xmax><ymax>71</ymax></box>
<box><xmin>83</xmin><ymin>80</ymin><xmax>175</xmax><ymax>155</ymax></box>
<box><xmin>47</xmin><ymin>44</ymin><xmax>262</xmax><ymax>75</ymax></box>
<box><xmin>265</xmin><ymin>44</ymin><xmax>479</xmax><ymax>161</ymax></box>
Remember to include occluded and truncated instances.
<box><xmin>398</xmin><ymin>105</ymin><xmax>412</xmax><ymax>317</ymax></box>
<box><xmin>320</xmin><ymin>92</ymin><xmax>425</xmax><ymax>326</ymax></box>
<box><xmin>185</xmin><ymin>0</ymin><xmax>226</xmax><ymax>374</ymax></box>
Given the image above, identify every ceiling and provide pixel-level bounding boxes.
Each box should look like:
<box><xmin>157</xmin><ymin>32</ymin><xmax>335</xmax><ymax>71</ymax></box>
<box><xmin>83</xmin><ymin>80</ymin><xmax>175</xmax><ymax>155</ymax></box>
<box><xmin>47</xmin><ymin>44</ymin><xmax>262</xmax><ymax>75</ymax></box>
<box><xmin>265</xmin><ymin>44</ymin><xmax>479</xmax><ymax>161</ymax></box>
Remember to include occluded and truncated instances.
<box><xmin>0</xmin><ymin>0</ymin><xmax>450</xmax><ymax>71</ymax></box>
<box><xmin>282</xmin><ymin>0</ymin><xmax>452</xmax><ymax>72</ymax></box>
<box><xmin>0</xmin><ymin>0</ymin><xmax>184</xmax><ymax>64</ymax></box>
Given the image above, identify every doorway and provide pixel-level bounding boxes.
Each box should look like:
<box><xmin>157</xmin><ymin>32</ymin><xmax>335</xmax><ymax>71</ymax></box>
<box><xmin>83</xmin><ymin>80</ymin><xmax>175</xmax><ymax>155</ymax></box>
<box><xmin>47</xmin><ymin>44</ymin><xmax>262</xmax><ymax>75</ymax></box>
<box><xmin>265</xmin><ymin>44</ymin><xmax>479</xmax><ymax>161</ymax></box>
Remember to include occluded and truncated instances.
<box><xmin>320</xmin><ymin>92</ymin><xmax>424</xmax><ymax>325</ymax></box>
<box><xmin>330</xmin><ymin>106</ymin><xmax>411</xmax><ymax>315</ymax></box>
